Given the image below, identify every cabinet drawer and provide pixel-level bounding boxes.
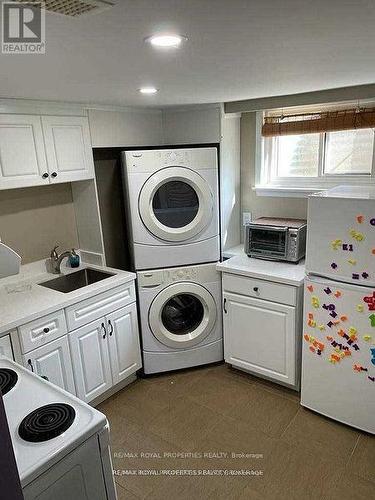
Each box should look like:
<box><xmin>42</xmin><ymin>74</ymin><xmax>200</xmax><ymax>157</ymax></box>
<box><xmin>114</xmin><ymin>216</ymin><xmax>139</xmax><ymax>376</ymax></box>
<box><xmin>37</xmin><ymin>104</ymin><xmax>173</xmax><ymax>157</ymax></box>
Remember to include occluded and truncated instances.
<box><xmin>222</xmin><ymin>273</ymin><xmax>296</xmax><ymax>306</ymax></box>
<box><xmin>65</xmin><ymin>282</ymin><xmax>136</xmax><ymax>331</ymax></box>
<box><xmin>18</xmin><ymin>310</ymin><xmax>67</xmax><ymax>354</ymax></box>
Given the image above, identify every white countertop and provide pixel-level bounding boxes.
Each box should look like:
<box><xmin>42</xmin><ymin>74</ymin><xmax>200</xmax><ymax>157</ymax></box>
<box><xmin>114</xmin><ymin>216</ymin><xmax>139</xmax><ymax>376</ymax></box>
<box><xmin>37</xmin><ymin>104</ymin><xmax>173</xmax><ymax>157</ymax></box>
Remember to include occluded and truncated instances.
<box><xmin>218</xmin><ymin>245</ymin><xmax>305</xmax><ymax>286</ymax></box>
<box><xmin>0</xmin><ymin>260</ymin><xmax>136</xmax><ymax>336</ymax></box>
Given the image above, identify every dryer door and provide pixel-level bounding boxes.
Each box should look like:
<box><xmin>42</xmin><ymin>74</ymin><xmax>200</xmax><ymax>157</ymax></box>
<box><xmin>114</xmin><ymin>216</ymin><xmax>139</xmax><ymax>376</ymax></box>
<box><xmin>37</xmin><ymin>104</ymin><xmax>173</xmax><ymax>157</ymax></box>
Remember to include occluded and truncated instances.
<box><xmin>149</xmin><ymin>282</ymin><xmax>217</xmax><ymax>348</ymax></box>
<box><xmin>139</xmin><ymin>167</ymin><xmax>213</xmax><ymax>242</ymax></box>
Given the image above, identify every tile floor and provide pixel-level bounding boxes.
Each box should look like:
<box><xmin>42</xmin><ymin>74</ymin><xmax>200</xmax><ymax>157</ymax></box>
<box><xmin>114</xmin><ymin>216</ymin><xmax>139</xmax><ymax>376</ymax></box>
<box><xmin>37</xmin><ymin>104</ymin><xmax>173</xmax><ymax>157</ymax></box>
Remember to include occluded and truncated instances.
<box><xmin>97</xmin><ymin>363</ymin><xmax>375</xmax><ymax>500</ymax></box>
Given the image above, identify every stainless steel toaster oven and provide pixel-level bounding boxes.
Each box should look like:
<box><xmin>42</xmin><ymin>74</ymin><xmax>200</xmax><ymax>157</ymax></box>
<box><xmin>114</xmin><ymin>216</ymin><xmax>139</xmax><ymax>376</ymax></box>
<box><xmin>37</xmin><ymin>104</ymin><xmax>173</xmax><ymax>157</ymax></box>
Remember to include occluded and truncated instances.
<box><xmin>244</xmin><ymin>217</ymin><xmax>307</xmax><ymax>262</ymax></box>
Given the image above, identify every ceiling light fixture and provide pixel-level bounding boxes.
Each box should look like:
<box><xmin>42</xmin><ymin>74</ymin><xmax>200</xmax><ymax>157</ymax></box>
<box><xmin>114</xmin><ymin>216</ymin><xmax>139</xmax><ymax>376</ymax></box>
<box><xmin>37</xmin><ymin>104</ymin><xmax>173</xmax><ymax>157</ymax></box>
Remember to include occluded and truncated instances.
<box><xmin>145</xmin><ymin>34</ymin><xmax>187</xmax><ymax>48</ymax></box>
<box><xmin>139</xmin><ymin>87</ymin><xmax>158</xmax><ymax>95</ymax></box>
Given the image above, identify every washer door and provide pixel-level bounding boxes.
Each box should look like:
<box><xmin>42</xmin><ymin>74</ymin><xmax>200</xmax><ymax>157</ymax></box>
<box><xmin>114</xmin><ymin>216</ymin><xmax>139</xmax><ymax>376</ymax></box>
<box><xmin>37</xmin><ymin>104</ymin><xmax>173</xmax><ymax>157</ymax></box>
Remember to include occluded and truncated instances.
<box><xmin>149</xmin><ymin>283</ymin><xmax>217</xmax><ymax>348</ymax></box>
<box><xmin>139</xmin><ymin>167</ymin><xmax>213</xmax><ymax>242</ymax></box>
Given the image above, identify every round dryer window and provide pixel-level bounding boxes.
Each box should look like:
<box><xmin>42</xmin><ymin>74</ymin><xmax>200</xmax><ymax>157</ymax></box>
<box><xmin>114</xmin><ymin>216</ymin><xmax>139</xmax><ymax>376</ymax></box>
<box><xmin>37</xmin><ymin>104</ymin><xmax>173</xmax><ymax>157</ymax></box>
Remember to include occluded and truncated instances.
<box><xmin>139</xmin><ymin>167</ymin><xmax>213</xmax><ymax>242</ymax></box>
<box><xmin>149</xmin><ymin>282</ymin><xmax>217</xmax><ymax>348</ymax></box>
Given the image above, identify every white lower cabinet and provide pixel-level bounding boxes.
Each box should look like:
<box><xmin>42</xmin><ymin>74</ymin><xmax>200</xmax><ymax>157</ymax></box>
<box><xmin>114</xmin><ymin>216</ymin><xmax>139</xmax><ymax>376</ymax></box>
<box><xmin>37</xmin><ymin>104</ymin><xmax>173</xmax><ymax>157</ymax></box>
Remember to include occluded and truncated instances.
<box><xmin>13</xmin><ymin>281</ymin><xmax>141</xmax><ymax>402</ymax></box>
<box><xmin>69</xmin><ymin>319</ymin><xmax>112</xmax><ymax>402</ymax></box>
<box><xmin>69</xmin><ymin>304</ymin><xmax>141</xmax><ymax>402</ymax></box>
<box><xmin>107</xmin><ymin>303</ymin><xmax>142</xmax><ymax>385</ymax></box>
<box><xmin>224</xmin><ymin>292</ymin><xmax>296</xmax><ymax>386</ymax></box>
<box><xmin>0</xmin><ymin>334</ymin><xmax>14</xmax><ymax>359</ymax></box>
<box><xmin>22</xmin><ymin>336</ymin><xmax>76</xmax><ymax>394</ymax></box>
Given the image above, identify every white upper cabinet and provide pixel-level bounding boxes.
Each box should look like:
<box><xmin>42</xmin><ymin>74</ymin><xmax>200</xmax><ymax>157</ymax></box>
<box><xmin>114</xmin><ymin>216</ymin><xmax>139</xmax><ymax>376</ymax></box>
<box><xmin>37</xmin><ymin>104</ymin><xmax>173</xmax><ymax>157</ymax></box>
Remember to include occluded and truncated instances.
<box><xmin>0</xmin><ymin>114</ymin><xmax>49</xmax><ymax>189</ymax></box>
<box><xmin>0</xmin><ymin>113</ymin><xmax>94</xmax><ymax>190</ymax></box>
<box><xmin>42</xmin><ymin>116</ymin><xmax>95</xmax><ymax>183</ymax></box>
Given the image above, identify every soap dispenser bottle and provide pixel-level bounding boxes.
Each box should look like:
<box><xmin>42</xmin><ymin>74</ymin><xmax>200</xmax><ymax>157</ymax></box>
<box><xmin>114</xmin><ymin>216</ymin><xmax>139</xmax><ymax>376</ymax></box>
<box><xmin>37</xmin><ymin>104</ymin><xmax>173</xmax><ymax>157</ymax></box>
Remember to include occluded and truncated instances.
<box><xmin>68</xmin><ymin>249</ymin><xmax>80</xmax><ymax>268</ymax></box>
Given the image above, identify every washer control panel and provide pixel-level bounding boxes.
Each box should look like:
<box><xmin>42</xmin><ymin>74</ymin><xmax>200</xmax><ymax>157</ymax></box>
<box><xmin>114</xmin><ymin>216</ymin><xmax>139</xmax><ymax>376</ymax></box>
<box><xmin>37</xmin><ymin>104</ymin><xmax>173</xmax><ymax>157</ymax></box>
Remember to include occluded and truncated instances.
<box><xmin>164</xmin><ymin>267</ymin><xmax>198</xmax><ymax>282</ymax></box>
<box><xmin>138</xmin><ymin>267</ymin><xmax>198</xmax><ymax>288</ymax></box>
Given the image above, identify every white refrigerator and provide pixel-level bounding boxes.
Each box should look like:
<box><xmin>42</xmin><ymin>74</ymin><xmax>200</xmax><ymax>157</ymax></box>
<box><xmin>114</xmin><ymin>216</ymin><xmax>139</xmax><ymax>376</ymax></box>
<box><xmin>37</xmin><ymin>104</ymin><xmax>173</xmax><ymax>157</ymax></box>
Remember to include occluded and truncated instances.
<box><xmin>301</xmin><ymin>185</ymin><xmax>375</xmax><ymax>434</ymax></box>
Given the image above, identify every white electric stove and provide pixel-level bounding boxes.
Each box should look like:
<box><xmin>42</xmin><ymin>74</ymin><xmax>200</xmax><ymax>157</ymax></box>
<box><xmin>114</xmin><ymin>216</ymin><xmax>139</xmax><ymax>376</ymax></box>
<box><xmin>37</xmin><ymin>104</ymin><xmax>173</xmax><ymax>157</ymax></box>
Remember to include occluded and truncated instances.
<box><xmin>0</xmin><ymin>355</ymin><xmax>117</xmax><ymax>499</ymax></box>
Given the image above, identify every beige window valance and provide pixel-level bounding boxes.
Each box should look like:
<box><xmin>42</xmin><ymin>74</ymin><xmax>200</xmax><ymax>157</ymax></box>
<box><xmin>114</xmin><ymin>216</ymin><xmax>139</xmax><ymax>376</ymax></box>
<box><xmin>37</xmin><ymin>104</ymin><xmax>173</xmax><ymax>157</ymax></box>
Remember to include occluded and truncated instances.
<box><xmin>262</xmin><ymin>108</ymin><xmax>375</xmax><ymax>137</ymax></box>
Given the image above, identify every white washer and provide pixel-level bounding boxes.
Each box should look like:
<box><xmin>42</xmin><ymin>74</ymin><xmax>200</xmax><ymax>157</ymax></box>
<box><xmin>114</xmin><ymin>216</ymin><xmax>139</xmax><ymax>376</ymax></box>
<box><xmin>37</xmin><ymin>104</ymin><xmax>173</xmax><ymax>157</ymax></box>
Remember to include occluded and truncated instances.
<box><xmin>123</xmin><ymin>147</ymin><xmax>220</xmax><ymax>270</ymax></box>
<box><xmin>137</xmin><ymin>262</ymin><xmax>223</xmax><ymax>374</ymax></box>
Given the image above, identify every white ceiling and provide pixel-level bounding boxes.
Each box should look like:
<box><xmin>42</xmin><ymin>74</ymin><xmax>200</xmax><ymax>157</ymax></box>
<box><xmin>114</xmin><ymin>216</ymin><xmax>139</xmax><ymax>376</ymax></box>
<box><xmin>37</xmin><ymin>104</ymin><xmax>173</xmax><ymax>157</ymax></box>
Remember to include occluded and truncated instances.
<box><xmin>1</xmin><ymin>0</ymin><xmax>375</xmax><ymax>107</ymax></box>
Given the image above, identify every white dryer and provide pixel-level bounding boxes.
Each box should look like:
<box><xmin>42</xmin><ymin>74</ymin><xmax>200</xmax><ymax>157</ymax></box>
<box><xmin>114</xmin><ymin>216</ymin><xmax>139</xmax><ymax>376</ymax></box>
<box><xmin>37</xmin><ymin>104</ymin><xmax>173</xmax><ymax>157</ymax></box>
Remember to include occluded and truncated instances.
<box><xmin>123</xmin><ymin>147</ymin><xmax>220</xmax><ymax>270</ymax></box>
<box><xmin>137</xmin><ymin>262</ymin><xmax>223</xmax><ymax>374</ymax></box>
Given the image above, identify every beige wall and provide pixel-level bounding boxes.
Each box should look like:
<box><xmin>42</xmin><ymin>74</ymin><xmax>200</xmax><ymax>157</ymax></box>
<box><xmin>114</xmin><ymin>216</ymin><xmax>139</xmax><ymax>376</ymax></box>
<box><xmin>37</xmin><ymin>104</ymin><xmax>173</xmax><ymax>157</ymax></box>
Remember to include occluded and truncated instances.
<box><xmin>240</xmin><ymin>112</ymin><xmax>308</xmax><ymax>239</ymax></box>
<box><xmin>0</xmin><ymin>183</ymin><xmax>79</xmax><ymax>264</ymax></box>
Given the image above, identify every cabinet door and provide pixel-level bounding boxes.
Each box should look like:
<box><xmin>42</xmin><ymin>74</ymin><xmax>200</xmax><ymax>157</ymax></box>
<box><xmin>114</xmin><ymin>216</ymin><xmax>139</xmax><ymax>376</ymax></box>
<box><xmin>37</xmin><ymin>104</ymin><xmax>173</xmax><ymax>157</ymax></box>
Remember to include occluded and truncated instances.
<box><xmin>223</xmin><ymin>292</ymin><xmax>296</xmax><ymax>386</ymax></box>
<box><xmin>0</xmin><ymin>335</ymin><xmax>13</xmax><ymax>359</ymax></box>
<box><xmin>107</xmin><ymin>303</ymin><xmax>142</xmax><ymax>385</ymax></box>
<box><xmin>69</xmin><ymin>319</ymin><xmax>112</xmax><ymax>402</ymax></box>
<box><xmin>42</xmin><ymin>116</ymin><xmax>94</xmax><ymax>183</ymax></box>
<box><xmin>22</xmin><ymin>336</ymin><xmax>76</xmax><ymax>394</ymax></box>
<box><xmin>0</xmin><ymin>114</ymin><xmax>48</xmax><ymax>189</ymax></box>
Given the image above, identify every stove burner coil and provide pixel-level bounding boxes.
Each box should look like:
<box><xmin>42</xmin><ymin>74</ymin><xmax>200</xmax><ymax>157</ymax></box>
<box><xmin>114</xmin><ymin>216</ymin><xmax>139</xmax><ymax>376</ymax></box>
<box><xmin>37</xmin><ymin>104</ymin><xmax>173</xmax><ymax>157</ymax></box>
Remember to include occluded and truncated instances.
<box><xmin>0</xmin><ymin>368</ymin><xmax>18</xmax><ymax>396</ymax></box>
<box><xmin>18</xmin><ymin>403</ymin><xmax>76</xmax><ymax>442</ymax></box>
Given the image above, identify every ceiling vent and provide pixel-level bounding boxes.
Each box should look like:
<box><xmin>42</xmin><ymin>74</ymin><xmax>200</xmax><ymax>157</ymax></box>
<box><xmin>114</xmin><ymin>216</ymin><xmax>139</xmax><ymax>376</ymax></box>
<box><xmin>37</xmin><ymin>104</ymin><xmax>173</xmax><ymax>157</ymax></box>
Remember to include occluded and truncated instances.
<box><xmin>13</xmin><ymin>0</ymin><xmax>116</xmax><ymax>17</ymax></box>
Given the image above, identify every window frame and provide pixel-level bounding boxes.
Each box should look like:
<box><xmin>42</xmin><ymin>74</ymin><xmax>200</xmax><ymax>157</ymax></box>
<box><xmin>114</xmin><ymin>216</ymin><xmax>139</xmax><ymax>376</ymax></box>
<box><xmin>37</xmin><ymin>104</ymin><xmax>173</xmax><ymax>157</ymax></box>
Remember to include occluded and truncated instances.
<box><xmin>255</xmin><ymin>111</ymin><xmax>375</xmax><ymax>197</ymax></box>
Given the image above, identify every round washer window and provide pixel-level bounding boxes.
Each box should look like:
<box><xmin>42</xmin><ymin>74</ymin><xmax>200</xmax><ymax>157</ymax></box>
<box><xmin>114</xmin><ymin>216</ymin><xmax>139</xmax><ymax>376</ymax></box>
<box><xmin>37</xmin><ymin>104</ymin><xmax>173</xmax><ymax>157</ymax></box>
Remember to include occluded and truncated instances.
<box><xmin>161</xmin><ymin>293</ymin><xmax>204</xmax><ymax>335</ymax></box>
<box><xmin>152</xmin><ymin>181</ymin><xmax>199</xmax><ymax>228</ymax></box>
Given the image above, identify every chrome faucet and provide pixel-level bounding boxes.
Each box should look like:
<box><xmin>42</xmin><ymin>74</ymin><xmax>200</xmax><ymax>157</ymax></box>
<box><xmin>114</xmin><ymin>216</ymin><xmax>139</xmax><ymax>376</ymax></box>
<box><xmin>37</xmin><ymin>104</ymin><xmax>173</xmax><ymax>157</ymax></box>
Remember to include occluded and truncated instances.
<box><xmin>50</xmin><ymin>246</ymin><xmax>73</xmax><ymax>274</ymax></box>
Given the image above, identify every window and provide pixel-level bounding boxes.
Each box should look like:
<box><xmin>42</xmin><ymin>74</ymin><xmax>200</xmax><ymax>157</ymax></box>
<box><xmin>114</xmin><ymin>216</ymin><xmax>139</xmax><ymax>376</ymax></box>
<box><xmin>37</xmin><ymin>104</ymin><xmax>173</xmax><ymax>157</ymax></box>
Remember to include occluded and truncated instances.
<box><xmin>259</xmin><ymin>114</ymin><xmax>375</xmax><ymax>195</ymax></box>
<box><xmin>325</xmin><ymin>129</ymin><xmax>374</xmax><ymax>175</ymax></box>
<box><xmin>276</xmin><ymin>133</ymin><xmax>320</xmax><ymax>177</ymax></box>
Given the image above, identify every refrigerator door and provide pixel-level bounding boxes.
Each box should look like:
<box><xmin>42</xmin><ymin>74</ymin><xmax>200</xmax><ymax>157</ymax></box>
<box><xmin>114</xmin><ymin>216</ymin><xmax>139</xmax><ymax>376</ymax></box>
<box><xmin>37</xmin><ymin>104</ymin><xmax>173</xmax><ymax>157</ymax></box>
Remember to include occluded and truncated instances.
<box><xmin>301</xmin><ymin>276</ymin><xmax>375</xmax><ymax>434</ymax></box>
<box><xmin>306</xmin><ymin>188</ymin><xmax>375</xmax><ymax>287</ymax></box>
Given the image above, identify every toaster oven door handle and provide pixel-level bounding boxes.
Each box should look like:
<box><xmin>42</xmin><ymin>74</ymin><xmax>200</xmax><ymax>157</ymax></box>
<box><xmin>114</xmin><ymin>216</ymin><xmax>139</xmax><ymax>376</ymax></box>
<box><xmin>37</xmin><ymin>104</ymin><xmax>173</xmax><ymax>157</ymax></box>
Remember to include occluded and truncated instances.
<box><xmin>248</xmin><ymin>224</ymin><xmax>288</xmax><ymax>232</ymax></box>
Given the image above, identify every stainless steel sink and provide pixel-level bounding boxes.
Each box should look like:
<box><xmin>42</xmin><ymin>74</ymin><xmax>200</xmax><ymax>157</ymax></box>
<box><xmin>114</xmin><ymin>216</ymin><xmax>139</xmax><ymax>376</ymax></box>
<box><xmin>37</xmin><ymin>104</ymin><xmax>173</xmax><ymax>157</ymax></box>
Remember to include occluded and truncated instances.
<box><xmin>39</xmin><ymin>268</ymin><xmax>115</xmax><ymax>293</ymax></box>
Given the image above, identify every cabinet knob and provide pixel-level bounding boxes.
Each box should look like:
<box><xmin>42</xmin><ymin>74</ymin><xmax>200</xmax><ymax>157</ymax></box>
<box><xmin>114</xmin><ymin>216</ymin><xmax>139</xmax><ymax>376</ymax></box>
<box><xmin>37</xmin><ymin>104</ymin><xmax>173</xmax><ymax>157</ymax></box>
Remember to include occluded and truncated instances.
<box><xmin>253</xmin><ymin>287</ymin><xmax>259</xmax><ymax>293</ymax></box>
<box><xmin>42</xmin><ymin>172</ymin><xmax>49</xmax><ymax>179</ymax></box>
<box><xmin>51</xmin><ymin>172</ymin><xmax>58</xmax><ymax>178</ymax></box>
<box><xmin>43</xmin><ymin>327</ymin><xmax>50</xmax><ymax>333</ymax></box>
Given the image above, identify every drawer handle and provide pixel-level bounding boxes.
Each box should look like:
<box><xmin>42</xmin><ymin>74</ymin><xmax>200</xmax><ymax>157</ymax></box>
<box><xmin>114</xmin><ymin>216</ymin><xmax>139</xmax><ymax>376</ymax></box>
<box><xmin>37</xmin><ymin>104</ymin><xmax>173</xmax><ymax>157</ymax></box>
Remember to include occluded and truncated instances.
<box><xmin>101</xmin><ymin>322</ymin><xmax>107</xmax><ymax>339</ymax></box>
<box><xmin>223</xmin><ymin>298</ymin><xmax>228</xmax><ymax>314</ymax></box>
<box><xmin>43</xmin><ymin>327</ymin><xmax>50</xmax><ymax>333</ymax></box>
<box><xmin>108</xmin><ymin>320</ymin><xmax>113</xmax><ymax>336</ymax></box>
<box><xmin>253</xmin><ymin>287</ymin><xmax>259</xmax><ymax>293</ymax></box>
<box><xmin>27</xmin><ymin>359</ymin><xmax>34</xmax><ymax>372</ymax></box>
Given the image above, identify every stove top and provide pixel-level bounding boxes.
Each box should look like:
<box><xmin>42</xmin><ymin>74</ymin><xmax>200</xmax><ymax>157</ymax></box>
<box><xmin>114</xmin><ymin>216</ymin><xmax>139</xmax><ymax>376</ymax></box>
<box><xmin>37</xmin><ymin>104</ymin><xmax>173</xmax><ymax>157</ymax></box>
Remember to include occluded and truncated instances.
<box><xmin>0</xmin><ymin>356</ymin><xmax>106</xmax><ymax>488</ymax></box>
<box><xmin>0</xmin><ymin>368</ymin><xmax>18</xmax><ymax>395</ymax></box>
<box><xmin>19</xmin><ymin>403</ymin><xmax>76</xmax><ymax>443</ymax></box>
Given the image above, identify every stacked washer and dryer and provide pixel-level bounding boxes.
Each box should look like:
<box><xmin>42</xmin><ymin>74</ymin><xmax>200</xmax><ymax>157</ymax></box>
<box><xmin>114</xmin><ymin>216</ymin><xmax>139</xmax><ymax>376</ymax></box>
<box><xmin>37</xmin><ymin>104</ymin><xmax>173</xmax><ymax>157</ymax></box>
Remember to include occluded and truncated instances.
<box><xmin>122</xmin><ymin>147</ymin><xmax>223</xmax><ymax>374</ymax></box>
